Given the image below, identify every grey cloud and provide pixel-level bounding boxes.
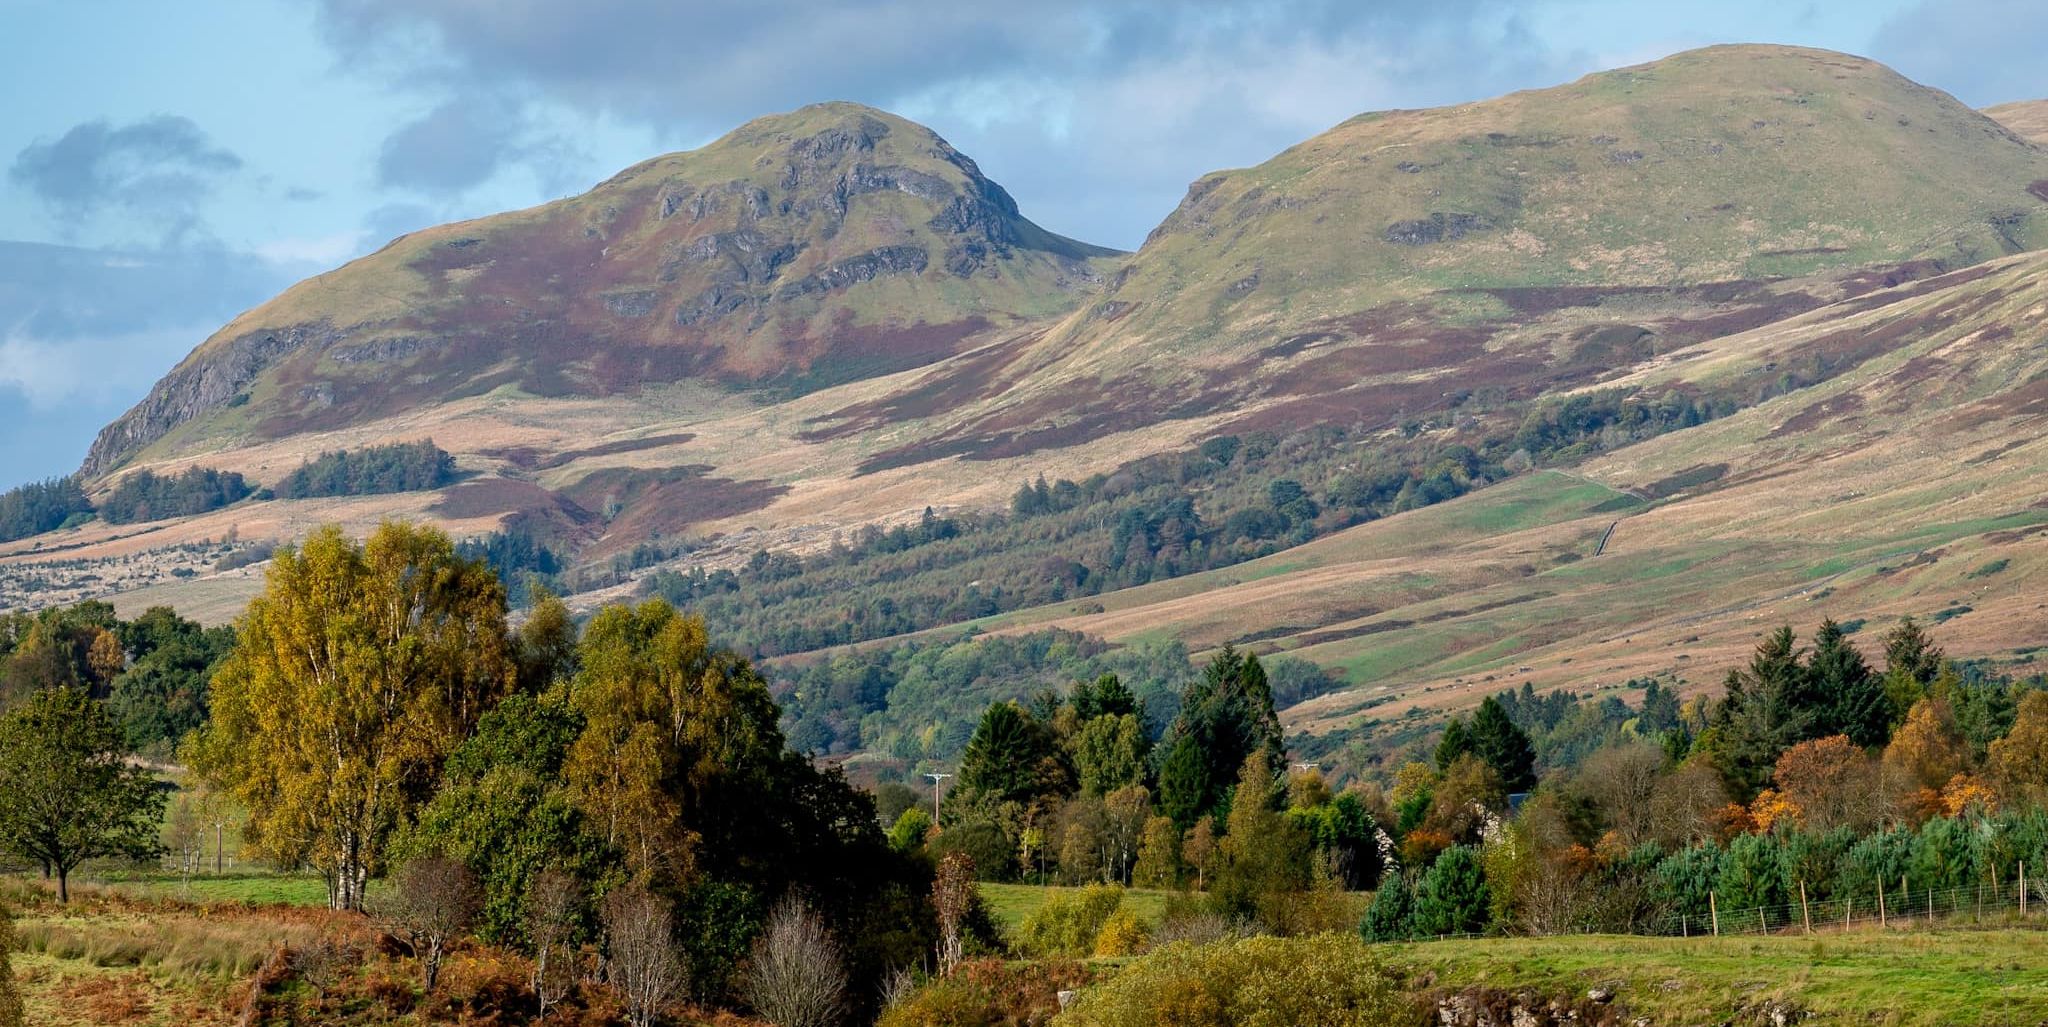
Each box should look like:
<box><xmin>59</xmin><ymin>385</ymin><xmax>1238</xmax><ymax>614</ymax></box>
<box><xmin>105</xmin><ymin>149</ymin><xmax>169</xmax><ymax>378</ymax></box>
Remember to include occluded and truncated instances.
<box><xmin>316</xmin><ymin>0</ymin><xmax>1576</xmax><ymax>247</ymax></box>
<box><xmin>1868</xmin><ymin>0</ymin><xmax>2048</xmax><ymax>106</ymax></box>
<box><xmin>377</xmin><ymin>94</ymin><xmax>532</xmax><ymax>194</ymax></box>
<box><xmin>8</xmin><ymin>115</ymin><xmax>243</xmax><ymax>242</ymax></box>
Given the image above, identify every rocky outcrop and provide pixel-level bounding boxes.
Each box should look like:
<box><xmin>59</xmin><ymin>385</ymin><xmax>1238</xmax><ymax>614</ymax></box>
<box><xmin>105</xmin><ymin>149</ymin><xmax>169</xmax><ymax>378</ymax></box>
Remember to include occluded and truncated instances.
<box><xmin>1385</xmin><ymin>212</ymin><xmax>1495</xmax><ymax>246</ymax></box>
<box><xmin>81</xmin><ymin>322</ymin><xmax>343</xmax><ymax>478</ymax></box>
<box><xmin>775</xmin><ymin>246</ymin><xmax>929</xmax><ymax>300</ymax></box>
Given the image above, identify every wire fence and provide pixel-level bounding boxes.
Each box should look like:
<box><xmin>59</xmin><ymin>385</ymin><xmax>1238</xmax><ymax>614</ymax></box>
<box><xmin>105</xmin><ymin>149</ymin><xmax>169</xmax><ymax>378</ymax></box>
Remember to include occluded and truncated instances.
<box><xmin>1403</xmin><ymin>868</ymin><xmax>2048</xmax><ymax>944</ymax></box>
<box><xmin>1643</xmin><ymin>876</ymin><xmax>2048</xmax><ymax>939</ymax></box>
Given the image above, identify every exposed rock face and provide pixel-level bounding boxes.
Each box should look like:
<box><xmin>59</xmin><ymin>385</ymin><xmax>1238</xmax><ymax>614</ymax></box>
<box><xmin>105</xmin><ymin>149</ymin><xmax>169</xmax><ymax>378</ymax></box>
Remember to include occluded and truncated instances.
<box><xmin>80</xmin><ymin>102</ymin><xmax>1122</xmax><ymax>479</ymax></box>
<box><xmin>82</xmin><ymin>322</ymin><xmax>342</xmax><ymax>478</ymax></box>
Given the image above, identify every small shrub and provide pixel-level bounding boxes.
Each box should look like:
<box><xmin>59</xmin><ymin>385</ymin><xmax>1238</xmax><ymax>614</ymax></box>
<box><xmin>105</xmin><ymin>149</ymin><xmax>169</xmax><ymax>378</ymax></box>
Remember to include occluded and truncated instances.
<box><xmin>1091</xmin><ymin>908</ymin><xmax>1147</xmax><ymax>957</ymax></box>
<box><xmin>879</xmin><ymin>959</ymin><xmax>1089</xmax><ymax>1027</ymax></box>
<box><xmin>1054</xmin><ymin>933</ymin><xmax>1404</xmax><ymax>1027</ymax></box>
<box><xmin>1015</xmin><ymin>884</ymin><xmax>1124</xmax><ymax>957</ymax></box>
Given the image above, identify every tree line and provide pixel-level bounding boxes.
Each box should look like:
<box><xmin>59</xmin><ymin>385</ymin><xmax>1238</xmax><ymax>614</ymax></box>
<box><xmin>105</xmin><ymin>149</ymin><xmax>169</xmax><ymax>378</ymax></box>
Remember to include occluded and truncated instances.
<box><xmin>0</xmin><ymin>600</ymin><xmax>232</xmax><ymax>758</ymax></box>
<box><xmin>272</xmin><ymin>439</ymin><xmax>457</xmax><ymax>499</ymax></box>
<box><xmin>1350</xmin><ymin>616</ymin><xmax>2048</xmax><ymax>940</ymax></box>
<box><xmin>0</xmin><ymin>439</ymin><xmax>455</xmax><ymax>539</ymax></box>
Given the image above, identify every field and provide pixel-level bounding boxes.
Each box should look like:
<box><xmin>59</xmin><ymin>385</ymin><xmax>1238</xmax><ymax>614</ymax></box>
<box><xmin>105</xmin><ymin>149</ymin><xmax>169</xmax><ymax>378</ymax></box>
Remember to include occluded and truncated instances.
<box><xmin>1398</xmin><ymin>928</ymin><xmax>2048</xmax><ymax>1026</ymax></box>
<box><xmin>12</xmin><ymin>874</ymin><xmax>2048</xmax><ymax>1024</ymax></box>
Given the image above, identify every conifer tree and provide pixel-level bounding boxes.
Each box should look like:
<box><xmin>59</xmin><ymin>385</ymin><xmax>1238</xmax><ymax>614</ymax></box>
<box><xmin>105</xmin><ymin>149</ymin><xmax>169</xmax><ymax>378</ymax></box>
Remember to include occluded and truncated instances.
<box><xmin>1411</xmin><ymin>845</ymin><xmax>1490</xmax><ymax>937</ymax></box>
<box><xmin>1157</xmin><ymin>647</ymin><xmax>1282</xmax><ymax>827</ymax></box>
<box><xmin>1360</xmin><ymin>871</ymin><xmax>1414</xmax><ymax>941</ymax></box>
<box><xmin>1468</xmin><ymin>697</ymin><xmax>1536</xmax><ymax>792</ymax></box>
<box><xmin>1811</xmin><ymin>619</ymin><xmax>1888</xmax><ymax>746</ymax></box>
<box><xmin>1434</xmin><ymin>718</ymin><xmax>1472</xmax><ymax>771</ymax></box>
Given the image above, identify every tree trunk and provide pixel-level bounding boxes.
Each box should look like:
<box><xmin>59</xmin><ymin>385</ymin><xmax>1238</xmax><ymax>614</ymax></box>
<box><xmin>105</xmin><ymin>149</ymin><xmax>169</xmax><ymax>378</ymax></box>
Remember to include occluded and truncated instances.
<box><xmin>57</xmin><ymin>867</ymin><xmax>69</xmax><ymax>903</ymax></box>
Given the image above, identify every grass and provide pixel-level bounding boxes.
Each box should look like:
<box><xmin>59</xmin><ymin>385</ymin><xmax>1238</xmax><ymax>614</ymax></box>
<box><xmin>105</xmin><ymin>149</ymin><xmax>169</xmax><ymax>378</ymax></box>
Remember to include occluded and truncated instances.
<box><xmin>90</xmin><ymin>873</ymin><xmax>330</xmax><ymax>908</ymax></box>
<box><xmin>980</xmin><ymin>882</ymin><xmax>1175</xmax><ymax>935</ymax></box>
<box><xmin>1393</xmin><ymin>927</ymin><xmax>2048</xmax><ymax>1026</ymax></box>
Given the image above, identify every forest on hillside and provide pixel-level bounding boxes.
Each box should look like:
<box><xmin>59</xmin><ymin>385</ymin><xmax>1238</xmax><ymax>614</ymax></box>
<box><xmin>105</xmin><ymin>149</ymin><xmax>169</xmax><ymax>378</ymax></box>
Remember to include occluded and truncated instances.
<box><xmin>7</xmin><ymin>519</ymin><xmax>2048</xmax><ymax>1024</ymax></box>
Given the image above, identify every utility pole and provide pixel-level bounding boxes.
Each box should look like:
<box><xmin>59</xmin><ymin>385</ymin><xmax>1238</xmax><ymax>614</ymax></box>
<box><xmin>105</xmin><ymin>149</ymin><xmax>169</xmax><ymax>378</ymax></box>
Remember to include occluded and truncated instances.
<box><xmin>925</xmin><ymin>772</ymin><xmax>952</xmax><ymax>823</ymax></box>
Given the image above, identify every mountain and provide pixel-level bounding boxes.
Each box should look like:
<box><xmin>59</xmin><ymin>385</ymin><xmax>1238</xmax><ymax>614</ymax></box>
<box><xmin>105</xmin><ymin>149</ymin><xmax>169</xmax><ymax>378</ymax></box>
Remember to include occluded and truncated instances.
<box><xmin>16</xmin><ymin>45</ymin><xmax>2048</xmax><ymax>726</ymax></box>
<box><xmin>827</xmin><ymin>45</ymin><xmax>2048</xmax><ymax>470</ymax></box>
<box><xmin>80</xmin><ymin>102</ymin><xmax>1120</xmax><ymax>478</ymax></box>
<box><xmin>1987</xmin><ymin>99</ymin><xmax>2048</xmax><ymax>145</ymax></box>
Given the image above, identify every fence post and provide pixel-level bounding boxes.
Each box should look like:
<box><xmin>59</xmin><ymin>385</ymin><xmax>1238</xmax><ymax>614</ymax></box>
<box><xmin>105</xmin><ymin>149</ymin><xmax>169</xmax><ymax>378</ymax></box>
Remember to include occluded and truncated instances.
<box><xmin>1756</xmin><ymin>907</ymin><xmax>1765</xmax><ymax>935</ymax></box>
<box><xmin>1800</xmin><ymin>880</ymin><xmax>1811</xmax><ymax>934</ymax></box>
<box><xmin>1710</xmin><ymin>891</ymin><xmax>1720</xmax><ymax>936</ymax></box>
<box><xmin>1902</xmin><ymin>875</ymin><xmax>1910</xmax><ymax>926</ymax></box>
<box><xmin>1879</xmin><ymin>878</ymin><xmax>1887</xmax><ymax>928</ymax></box>
<box><xmin>1845</xmin><ymin>895</ymin><xmax>1852</xmax><ymax>930</ymax></box>
<box><xmin>2023</xmin><ymin>862</ymin><xmax>2029</xmax><ymax>918</ymax></box>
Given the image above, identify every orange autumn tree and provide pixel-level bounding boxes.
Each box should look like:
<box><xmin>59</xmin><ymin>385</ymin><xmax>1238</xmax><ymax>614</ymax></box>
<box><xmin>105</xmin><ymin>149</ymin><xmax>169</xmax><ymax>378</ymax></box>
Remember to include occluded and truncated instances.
<box><xmin>1772</xmin><ymin>735</ymin><xmax>1881</xmax><ymax>832</ymax></box>
<box><xmin>1989</xmin><ymin>691</ymin><xmax>2048</xmax><ymax>808</ymax></box>
<box><xmin>1882</xmin><ymin>697</ymin><xmax>1967</xmax><ymax>821</ymax></box>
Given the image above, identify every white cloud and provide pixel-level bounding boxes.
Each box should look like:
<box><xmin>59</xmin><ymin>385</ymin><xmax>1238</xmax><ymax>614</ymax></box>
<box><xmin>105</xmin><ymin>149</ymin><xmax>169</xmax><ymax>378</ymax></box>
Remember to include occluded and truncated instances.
<box><xmin>0</xmin><ymin>322</ymin><xmax>212</xmax><ymax>409</ymax></box>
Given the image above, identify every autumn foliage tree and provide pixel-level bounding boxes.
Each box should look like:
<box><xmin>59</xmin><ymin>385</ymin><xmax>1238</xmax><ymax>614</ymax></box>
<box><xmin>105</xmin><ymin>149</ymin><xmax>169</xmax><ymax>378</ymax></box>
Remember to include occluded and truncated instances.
<box><xmin>1772</xmin><ymin>735</ymin><xmax>1881</xmax><ymax>832</ymax></box>
<box><xmin>1883</xmin><ymin>697</ymin><xmax>1968</xmax><ymax>818</ymax></box>
<box><xmin>1989</xmin><ymin>691</ymin><xmax>2048</xmax><ymax>808</ymax></box>
<box><xmin>193</xmin><ymin>523</ymin><xmax>515</xmax><ymax>910</ymax></box>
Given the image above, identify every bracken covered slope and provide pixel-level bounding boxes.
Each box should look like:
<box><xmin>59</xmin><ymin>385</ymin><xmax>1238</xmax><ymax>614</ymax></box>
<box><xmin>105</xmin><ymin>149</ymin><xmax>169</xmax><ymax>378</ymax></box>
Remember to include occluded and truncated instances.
<box><xmin>81</xmin><ymin>103</ymin><xmax>1120</xmax><ymax>478</ymax></box>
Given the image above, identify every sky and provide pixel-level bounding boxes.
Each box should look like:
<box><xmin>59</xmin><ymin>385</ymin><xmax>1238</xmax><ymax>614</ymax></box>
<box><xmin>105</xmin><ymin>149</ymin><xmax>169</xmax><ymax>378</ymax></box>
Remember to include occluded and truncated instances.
<box><xmin>2</xmin><ymin>0</ymin><xmax>2045</xmax><ymax>490</ymax></box>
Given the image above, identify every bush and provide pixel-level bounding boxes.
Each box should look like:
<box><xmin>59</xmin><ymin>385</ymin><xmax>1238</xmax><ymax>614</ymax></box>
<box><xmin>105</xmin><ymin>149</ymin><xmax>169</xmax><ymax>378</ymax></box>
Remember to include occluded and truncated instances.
<box><xmin>1091</xmin><ymin>907</ymin><xmax>1147</xmax><ymax>957</ymax></box>
<box><xmin>1054</xmin><ymin>933</ymin><xmax>1405</xmax><ymax>1027</ymax></box>
<box><xmin>1411</xmin><ymin>845</ymin><xmax>1489</xmax><ymax>937</ymax></box>
<box><xmin>880</xmin><ymin>959</ymin><xmax>1089</xmax><ymax>1027</ymax></box>
<box><xmin>1016</xmin><ymin>884</ymin><xmax>1125</xmax><ymax>958</ymax></box>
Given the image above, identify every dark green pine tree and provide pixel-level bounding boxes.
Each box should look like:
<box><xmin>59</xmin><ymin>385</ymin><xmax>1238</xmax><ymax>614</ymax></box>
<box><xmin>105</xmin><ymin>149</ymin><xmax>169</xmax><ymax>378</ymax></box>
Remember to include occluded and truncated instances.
<box><xmin>1468</xmin><ymin>696</ymin><xmax>1536</xmax><ymax>792</ymax></box>
<box><xmin>1434</xmin><ymin>718</ymin><xmax>1472</xmax><ymax>771</ymax></box>
<box><xmin>1070</xmin><ymin>673</ymin><xmax>1138</xmax><ymax>721</ymax></box>
<box><xmin>956</xmin><ymin>701</ymin><xmax>1053</xmax><ymax>810</ymax></box>
<box><xmin>1810</xmin><ymin>619</ymin><xmax>1888</xmax><ymax>747</ymax></box>
<box><xmin>1883</xmin><ymin>617</ymin><xmax>1945</xmax><ymax>685</ymax></box>
<box><xmin>1411</xmin><ymin>845</ymin><xmax>1491</xmax><ymax>936</ymax></box>
<box><xmin>1715</xmin><ymin>626</ymin><xmax>1818</xmax><ymax>799</ymax></box>
<box><xmin>1155</xmin><ymin>647</ymin><xmax>1281</xmax><ymax>828</ymax></box>
<box><xmin>1360</xmin><ymin>870</ymin><xmax>1415</xmax><ymax>941</ymax></box>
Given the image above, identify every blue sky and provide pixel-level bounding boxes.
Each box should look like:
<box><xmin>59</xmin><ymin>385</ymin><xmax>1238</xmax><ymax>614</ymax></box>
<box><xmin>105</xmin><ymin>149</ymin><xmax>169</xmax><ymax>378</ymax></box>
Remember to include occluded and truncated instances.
<box><xmin>2</xmin><ymin>0</ymin><xmax>2043</xmax><ymax>490</ymax></box>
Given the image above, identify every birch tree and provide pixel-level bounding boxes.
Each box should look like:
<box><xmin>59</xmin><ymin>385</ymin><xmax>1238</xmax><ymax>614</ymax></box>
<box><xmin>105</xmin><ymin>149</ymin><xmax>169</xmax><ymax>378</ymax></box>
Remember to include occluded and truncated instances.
<box><xmin>193</xmin><ymin>522</ymin><xmax>513</xmax><ymax>911</ymax></box>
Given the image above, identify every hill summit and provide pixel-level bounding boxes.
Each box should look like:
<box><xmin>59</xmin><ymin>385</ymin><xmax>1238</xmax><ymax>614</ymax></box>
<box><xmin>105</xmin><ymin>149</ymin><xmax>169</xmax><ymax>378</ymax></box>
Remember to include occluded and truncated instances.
<box><xmin>82</xmin><ymin>103</ymin><xmax>1119</xmax><ymax>478</ymax></box>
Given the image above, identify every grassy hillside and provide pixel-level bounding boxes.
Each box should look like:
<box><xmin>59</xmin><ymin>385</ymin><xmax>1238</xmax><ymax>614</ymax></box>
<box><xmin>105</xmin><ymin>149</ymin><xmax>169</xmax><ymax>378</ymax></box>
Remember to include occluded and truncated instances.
<box><xmin>1987</xmin><ymin>99</ymin><xmax>2048</xmax><ymax>145</ymax></box>
<box><xmin>799</xmin><ymin>250</ymin><xmax>2048</xmax><ymax>749</ymax></box>
<box><xmin>825</xmin><ymin>45</ymin><xmax>2048</xmax><ymax>474</ymax></box>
